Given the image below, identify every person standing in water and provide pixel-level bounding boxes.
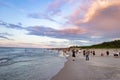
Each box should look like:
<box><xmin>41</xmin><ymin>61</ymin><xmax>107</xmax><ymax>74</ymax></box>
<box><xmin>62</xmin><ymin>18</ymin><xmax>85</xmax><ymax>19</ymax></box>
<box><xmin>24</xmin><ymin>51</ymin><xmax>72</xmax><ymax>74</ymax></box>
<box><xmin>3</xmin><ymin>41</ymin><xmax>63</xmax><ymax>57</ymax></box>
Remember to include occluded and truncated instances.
<box><xmin>72</xmin><ymin>49</ymin><xmax>76</xmax><ymax>61</ymax></box>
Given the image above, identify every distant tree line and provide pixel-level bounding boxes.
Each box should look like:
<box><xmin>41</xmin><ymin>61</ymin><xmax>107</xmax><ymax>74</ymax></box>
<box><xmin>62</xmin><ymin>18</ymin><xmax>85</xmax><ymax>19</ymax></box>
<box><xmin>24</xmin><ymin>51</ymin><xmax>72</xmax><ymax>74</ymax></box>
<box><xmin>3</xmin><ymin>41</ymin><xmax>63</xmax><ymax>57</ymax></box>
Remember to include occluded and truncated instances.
<box><xmin>70</xmin><ymin>40</ymin><xmax>120</xmax><ymax>49</ymax></box>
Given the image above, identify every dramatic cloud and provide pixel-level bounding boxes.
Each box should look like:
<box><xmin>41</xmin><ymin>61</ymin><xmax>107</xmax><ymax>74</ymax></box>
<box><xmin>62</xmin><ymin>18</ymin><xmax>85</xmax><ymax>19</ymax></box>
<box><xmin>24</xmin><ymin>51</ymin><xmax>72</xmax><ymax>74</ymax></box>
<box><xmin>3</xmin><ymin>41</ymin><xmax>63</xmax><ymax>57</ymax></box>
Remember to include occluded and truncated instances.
<box><xmin>66</xmin><ymin>0</ymin><xmax>120</xmax><ymax>42</ymax></box>
<box><xmin>28</xmin><ymin>0</ymin><xmax>81</xmax><ymax>23</ymax></box>
<box><xmin>85</xmin><ymin>0</ymin><xmax>120</xmax><ymax>40</ymax></box>
<box><xmin>83</xmin><ymin>0</ymin><xmax>120</xmax><ymax>23</ymax></box>
<box><xmin>26</xmin><ymin>26</ymin><xmax>88</xmax><ymax>40</ymax></box>
<box><xmin>0</xmin><ymin>20</ymin><xmax>88</xmax><ymax>40</ymax></box>
<box><xmin>1</xmin><ymin>0</ymin><xmax>120</xmax><ymax>47</ymax></box>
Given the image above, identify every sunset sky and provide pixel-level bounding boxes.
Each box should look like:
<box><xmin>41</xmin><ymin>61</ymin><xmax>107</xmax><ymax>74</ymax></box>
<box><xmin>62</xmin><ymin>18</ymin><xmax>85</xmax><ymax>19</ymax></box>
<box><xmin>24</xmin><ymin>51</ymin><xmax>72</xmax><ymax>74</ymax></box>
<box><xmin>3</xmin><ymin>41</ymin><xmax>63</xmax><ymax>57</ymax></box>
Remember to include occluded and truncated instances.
<box><xmin>0</xmin><ymin>0</ymin><xmax>120</xmax><ymax>48</ymax></box>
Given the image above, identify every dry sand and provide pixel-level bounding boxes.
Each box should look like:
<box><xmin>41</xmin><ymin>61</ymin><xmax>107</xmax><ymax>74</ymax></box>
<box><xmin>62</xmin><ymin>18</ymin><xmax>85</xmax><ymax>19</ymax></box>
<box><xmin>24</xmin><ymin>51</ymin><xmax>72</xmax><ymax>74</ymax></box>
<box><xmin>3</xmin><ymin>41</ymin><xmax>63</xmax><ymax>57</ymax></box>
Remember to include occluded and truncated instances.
<box><xmin>51</xmin><ymin>49</ymin><xmax>120</xmax><ymax>80</ymax></box>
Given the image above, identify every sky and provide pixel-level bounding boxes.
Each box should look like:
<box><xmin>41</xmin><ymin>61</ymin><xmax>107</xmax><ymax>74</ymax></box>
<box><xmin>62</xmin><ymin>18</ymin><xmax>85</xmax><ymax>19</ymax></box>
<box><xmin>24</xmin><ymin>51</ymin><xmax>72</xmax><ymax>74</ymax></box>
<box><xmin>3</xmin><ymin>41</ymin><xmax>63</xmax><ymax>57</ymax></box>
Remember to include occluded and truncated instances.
<box><xmin>0</xmin><ymin>0</ymin><xmax>120</xmax><ymax>48</ymax></box>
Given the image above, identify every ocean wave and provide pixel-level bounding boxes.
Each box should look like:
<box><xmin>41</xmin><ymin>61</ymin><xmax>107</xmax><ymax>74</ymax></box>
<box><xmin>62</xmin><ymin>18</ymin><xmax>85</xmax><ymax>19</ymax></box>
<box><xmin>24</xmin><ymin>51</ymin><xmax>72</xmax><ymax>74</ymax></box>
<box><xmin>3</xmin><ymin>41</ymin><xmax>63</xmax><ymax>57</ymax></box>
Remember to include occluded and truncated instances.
<box><xmin>0</xmin><ymin>57</ymin><xmax>35</xmax><ymax>67</ymax></box>
<box><xmin>59</xmin><ymin>51</ymin><xmax>69</xmax><ymax>58</ymax></box>
<box><xmin>0</xmin><ymin>57</ymin><xmax>13</xmax><ymax>66</ymax></box>
<box><xmin>0</xmin><ymin>58</ymin><xmax>10</xmax><ymax>63</ymax></box>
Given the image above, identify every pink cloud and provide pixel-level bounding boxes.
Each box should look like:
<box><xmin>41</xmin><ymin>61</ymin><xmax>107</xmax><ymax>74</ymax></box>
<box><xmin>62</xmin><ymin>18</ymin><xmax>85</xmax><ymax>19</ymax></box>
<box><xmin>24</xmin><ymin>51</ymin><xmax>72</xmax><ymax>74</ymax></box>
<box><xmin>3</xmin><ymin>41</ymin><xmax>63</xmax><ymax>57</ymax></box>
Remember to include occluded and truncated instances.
<box><xmin>86</xmin><ymin>1</ymin><xmax>120</xmax><ymax>39</ymax></box>
<box><xmin>46</xmin><ymin>0</ymin><xmax>66</xmax><ymax>15</ymax></box>
<box><xmin>67</xmin><ymin>7</ymin><xmax>81</xmax><ymax>23</ymax></box>
<box><xmin>59</xmin><ymin>26</ymin><xmax>87</xmax><ymax>35</ymax></box>
<box><xmin>65</xmin><ymin>0</ymin><xmax>120</xmax><ymax>40</ymax></box>
<box><xmin>46</xmin><ymin>0</ymin><xmax>80</xmax><ymax>15</ymax></box>
<box><xmin>65</xmin><ymin>1</ymin><xmax>91</xmax><ymax>25</ymax></box>
<box><xmin>67</xmin><ymin>0</ymin><xmax>120</xmax><ymax>24</ymax></box>
<box><xmin>88</xmin><ymin>5</ymin><xmax>120</xmax><ymax>32</ymax></box>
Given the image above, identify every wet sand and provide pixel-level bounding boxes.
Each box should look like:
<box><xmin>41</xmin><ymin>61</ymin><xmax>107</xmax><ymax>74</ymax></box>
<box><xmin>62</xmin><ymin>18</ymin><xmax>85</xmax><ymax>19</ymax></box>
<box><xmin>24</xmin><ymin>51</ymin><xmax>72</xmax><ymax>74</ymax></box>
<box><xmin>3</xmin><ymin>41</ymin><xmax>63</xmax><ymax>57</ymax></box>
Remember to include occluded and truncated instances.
<box><xmin>51</xmin><ymin>49</ymin><xmax>120</xmax><ymax>80</ymax></box>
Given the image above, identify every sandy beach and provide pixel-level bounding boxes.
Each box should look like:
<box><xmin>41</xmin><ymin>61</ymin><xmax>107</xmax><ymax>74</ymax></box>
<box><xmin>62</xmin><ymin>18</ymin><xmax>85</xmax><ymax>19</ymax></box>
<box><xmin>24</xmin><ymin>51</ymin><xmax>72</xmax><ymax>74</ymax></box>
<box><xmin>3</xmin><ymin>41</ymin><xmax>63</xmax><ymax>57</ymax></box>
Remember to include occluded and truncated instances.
<box><xmin>51</xmin><ymin>49</ymin><xmax>120</xmax><ymax>80</ymax></box>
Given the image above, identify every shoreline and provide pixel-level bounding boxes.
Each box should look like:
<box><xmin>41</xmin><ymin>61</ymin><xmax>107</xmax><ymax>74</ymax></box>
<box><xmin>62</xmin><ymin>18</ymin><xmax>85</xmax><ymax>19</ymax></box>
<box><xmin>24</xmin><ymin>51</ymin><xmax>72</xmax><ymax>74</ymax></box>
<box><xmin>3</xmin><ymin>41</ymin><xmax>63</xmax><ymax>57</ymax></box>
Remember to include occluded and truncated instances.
<box><xmin>51</xmin><ymin>49</ymin><xmax>120</xmax><ymax>80</ymax></box>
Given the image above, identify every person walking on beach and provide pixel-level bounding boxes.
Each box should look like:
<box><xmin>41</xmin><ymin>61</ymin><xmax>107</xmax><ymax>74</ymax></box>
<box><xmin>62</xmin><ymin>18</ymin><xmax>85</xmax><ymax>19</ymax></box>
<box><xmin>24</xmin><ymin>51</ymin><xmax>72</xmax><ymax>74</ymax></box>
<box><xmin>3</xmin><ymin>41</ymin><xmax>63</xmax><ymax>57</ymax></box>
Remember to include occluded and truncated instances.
<box><xmin>85</xmin><ymin>50</ymin><xmax>90</xmax><ymax>61</ymax></box>
<box><xmin>78</xmin><ymin>49</ymin><xmax>82</xmax><ymax>54</ymax></box>
<box><xmin>83</xmin><ymin>50</ymin><xmax>86</xmax><ymax>56</ymax></box>
<box><xmin>93</xmin><ymin>51</ymin><xmax>95</xmax><ymax>56</ymax></box>
<box><xmin>72</xmin><ymin>49</ymin><xmax>76</xmax><ymax>61</ymax></box>
<box><xmin>106</xmin><ymin>51</ymin><xmax>109</xmax><ymax>56</ymax></box>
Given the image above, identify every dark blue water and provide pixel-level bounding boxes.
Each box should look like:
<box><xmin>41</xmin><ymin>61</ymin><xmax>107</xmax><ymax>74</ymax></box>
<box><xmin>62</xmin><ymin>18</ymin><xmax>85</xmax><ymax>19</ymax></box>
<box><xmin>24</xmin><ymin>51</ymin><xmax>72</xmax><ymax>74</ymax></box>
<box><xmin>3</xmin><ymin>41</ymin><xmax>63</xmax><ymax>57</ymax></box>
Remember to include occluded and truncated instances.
<box><xmin>0</xmin><ymin>47</ymin><xmax>66</xmax><ymax>80</ymax></box>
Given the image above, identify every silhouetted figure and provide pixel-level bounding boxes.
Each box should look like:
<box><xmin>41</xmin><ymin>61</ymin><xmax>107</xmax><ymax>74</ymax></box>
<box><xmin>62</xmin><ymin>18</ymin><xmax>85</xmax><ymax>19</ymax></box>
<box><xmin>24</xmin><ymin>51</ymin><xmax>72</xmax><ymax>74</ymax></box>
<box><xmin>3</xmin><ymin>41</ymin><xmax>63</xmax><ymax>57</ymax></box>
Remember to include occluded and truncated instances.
<box><xmin>83</xmin><ymin>50</ymin><xmax>86</xmax><ymax>56</ymax></box>
<box><xmin>101</xmin><ymin>53</ymin><xmax>104</xmax><ymax>56</ymax></box>
<box><xmin>114</xmin><ymin>54</ymin><xmax>118</xmax><ymax>56</ymax></box>
<box><xmin>72</xmin><ymin>49</ymin><xmax>76</xmax><ymax>61</ymax></box>
<box><xmin>113</xmin><ymin>50</ymin><xmax>119</xmax><ymax>57</ymax></box>
<box><xmin>93</xmin><ymin>51</ymin><xmax>95</xmax><ymax>56</ymax></box>
<box><xmin>106</xmin><ymin>51</ymin><xmax>109</xmax><ymax>56</ymax></box>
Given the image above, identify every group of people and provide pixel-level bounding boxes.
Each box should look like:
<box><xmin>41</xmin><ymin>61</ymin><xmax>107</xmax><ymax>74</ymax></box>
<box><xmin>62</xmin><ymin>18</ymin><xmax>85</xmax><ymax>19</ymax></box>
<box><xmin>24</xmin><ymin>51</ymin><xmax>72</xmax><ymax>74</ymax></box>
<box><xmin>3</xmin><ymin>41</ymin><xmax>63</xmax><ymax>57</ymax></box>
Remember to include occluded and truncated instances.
<box><xmin>61</xmin><ymin>48</ymin><xmax>120</xmax><ymax>61</ymax></box>
<box><xmin>72</xmin><ymin>49</ymin><xmax>90</xmax><ymax>61</ymax></box>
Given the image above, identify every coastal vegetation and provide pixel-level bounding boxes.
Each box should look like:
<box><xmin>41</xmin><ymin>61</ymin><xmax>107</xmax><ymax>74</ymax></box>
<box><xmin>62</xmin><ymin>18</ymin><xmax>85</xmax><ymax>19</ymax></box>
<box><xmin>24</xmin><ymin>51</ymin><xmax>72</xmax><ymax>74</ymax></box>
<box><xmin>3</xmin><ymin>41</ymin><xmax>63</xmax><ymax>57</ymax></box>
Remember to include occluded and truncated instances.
<box><xmin>70</xmin><ymin>40</ymin><xmax>120</xmax><ymax>49</ymax></box>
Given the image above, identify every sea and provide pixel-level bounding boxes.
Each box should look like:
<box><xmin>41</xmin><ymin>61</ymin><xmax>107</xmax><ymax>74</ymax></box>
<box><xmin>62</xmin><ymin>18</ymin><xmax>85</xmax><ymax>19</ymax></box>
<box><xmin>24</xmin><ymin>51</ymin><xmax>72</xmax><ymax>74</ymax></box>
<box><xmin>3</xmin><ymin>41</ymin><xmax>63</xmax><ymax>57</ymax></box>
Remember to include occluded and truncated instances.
<box><xmin>0</xmin><ymin>47</ymin><xmax>67</xmax><ymax>80</ymax></box>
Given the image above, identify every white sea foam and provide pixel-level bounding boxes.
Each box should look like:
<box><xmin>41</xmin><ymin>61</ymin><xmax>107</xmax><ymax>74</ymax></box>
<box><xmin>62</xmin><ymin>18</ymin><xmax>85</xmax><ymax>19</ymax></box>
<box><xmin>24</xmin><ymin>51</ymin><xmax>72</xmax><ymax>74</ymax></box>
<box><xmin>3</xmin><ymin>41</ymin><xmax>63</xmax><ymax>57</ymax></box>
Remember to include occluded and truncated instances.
<box><xmin>59</xmin><ymin>51</ymin><xmax>69</xmax><ymax>58</ymax></box>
